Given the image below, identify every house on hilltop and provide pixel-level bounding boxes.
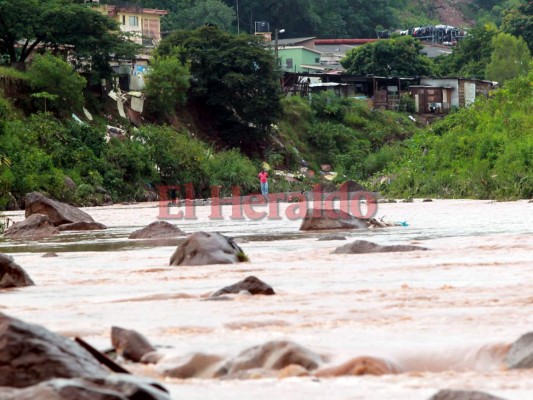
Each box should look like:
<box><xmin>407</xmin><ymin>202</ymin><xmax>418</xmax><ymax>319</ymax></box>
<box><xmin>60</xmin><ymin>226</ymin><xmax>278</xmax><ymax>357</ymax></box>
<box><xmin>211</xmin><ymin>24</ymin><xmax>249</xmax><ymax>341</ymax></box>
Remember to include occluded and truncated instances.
<box><xmin>97</xmin><ymin>3</ymin><xmax>168</xmax><ymax>47</ymax></box>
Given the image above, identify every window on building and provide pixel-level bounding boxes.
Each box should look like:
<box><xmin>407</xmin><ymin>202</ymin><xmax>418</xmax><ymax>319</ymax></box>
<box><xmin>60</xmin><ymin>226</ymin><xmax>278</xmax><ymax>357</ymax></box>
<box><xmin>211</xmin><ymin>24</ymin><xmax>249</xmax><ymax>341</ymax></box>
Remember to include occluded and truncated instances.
<box><xmin>315</xmin><ymin>57</ymin><xmax>320</xmax><ymax>63</ymax></box>
<box><xmin>286</xmin><ymin>58</ymin><xmax>293</xmax><ymax>68</ymax></box>
<box><xmin>129</xmin><ymin>16</ymin><xmax>139</xmax><ymax>26</ymax></box>
<box><xmin>122</xmin><ymin>15</ymin><xmax>126</xmax><ymax>25</ymax></box>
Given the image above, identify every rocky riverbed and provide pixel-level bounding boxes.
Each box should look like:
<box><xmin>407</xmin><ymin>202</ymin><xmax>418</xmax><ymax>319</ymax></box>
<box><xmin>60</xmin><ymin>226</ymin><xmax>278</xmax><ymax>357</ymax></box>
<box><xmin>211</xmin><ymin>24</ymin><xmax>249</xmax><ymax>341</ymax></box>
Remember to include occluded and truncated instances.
<box><xmin>1</xmin><ymin>199</ymin><xmax>532</xmax><ymax>399</ymax></box>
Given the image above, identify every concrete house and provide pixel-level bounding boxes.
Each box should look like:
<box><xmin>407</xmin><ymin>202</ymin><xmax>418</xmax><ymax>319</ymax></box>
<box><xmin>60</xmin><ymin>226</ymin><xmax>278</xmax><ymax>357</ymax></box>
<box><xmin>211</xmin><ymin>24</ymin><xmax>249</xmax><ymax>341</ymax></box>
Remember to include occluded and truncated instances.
<box><xmin>98</xmin><ymin>3</ymin><xmax>168</xmax><ymax>47</ymax></box>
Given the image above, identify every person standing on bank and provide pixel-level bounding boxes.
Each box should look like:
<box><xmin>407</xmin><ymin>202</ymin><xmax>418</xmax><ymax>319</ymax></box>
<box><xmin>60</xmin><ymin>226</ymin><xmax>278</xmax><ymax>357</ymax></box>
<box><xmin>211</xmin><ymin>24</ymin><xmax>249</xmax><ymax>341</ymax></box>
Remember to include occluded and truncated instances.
<box><xmin>258</xmin><ymin>169</ymin><xmax>269</xmax><ymax>195</ymax></box>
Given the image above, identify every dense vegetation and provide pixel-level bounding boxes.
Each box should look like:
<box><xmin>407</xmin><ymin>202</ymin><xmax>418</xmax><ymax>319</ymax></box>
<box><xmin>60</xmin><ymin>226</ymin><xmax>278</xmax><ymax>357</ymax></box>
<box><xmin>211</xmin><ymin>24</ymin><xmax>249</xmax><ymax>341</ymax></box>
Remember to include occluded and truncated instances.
<box><xmin>0</xmin><ymin>1</ymin><xmax>531</xmax><ymax>211</ymax></box>
<box><xmin>99</xmin><ymin>0</ymin><xmax>528</xmax><ymax>37</ymax></box>
<box><xmin>376</xmin><ymin>70</ymin><xmax>533</xmax><ymax>200</ymax></box>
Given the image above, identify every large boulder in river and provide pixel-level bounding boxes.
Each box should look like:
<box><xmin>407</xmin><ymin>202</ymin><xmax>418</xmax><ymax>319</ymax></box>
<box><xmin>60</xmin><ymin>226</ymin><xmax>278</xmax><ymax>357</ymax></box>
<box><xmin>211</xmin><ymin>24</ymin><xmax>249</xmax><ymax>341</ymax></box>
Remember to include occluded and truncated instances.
<box><xmin>505</xmin><ymin>332</ymin><xmax>533</xmax><ymax>369</ymax></box>
<box><xmin>169</xmin><ymin>232</ymin><xmax>247</xmax><ymax>266</ymax></box>
<box><xmin>0</xmin><ymin>313</ymin><xmax>107</xmax><ymax>388</ymax></box>
<box><xmin>0</xmin><ymin>375</ymin><xmax>171</xmax><ymax>400</ymax></box>
<box><xmin>24</xmin><ymin>192</ymin><xmax>95</xmax><ymax>227</ymax></box>
<box><xmin>129</xmin><ymin>221</ymin><xmax>185</xmax><ymax>239</ymax></box>
<box><xmin>427</xmin><ymin>389</ymin><xmax>507</xmax><ymax>400</ymax></box>
<box><xmin>0</xmin><ymin>254</ymin><xmax>35</xmax><ymax>289</ymax></box>
<box><xmin>333</xmin><ymin>240</ymin><xmax>428</xmax><ymax>254</ymax></box>
<box><xmin>0</xmin><ymin>253</ymin><xmax>35</xmax><ymax>289</ymax></box>
<box><xmin>300</xmin><ymin>208</ymin><xmax>368</xmax><ymax>231</ymax></box>
<box><xmin>3</xmin><ymin>214</ymin><xmax>59</xmax><ymax>240</ymax></box>
<box><xmin>211</xmin><ymin>276</ymin><xmax>275</xmax><ymax>297</ymax></box>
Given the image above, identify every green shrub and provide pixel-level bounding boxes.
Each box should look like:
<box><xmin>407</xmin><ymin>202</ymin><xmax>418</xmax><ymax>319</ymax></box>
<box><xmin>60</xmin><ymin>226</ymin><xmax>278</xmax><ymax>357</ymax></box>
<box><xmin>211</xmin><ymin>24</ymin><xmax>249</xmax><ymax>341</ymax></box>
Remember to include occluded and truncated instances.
<box><xmin>27</xmin><ymin>53</ymin><xmax>86</xmax><ymax>112</ymax></box>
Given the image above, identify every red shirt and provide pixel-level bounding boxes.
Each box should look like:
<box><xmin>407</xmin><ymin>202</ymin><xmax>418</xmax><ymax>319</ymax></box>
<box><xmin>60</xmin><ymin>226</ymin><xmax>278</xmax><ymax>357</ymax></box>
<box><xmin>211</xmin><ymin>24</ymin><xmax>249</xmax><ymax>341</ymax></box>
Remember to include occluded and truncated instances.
<box><xmin>258</xmin><ymin>171</ymin><xmax>268</xmax><ymax>183</ymax></box>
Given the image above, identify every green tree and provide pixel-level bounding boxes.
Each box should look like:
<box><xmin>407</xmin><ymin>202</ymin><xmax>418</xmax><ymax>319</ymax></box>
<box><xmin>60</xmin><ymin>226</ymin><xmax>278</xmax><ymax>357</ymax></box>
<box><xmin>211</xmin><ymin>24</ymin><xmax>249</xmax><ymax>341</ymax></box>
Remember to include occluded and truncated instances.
<box><xmin>502</xmin><ymin>1</ymin><xmax>533</xmax><ymax>53</ymax></box>
<box><xmin>157</xmin><ymin>26</ymin><xmax>283</xmax><ymax>151</ymax></box>
<box><xmin>486</xmin><ymin>32</ymin><xmax>531</xmax><ymax>83</ymax></box>
<box><xmin>27</xmin><ymin>53</ymin><xmax>86</xmax><ymax>111</ymax></box>
<box><xmin>0</xmin><ymin>0</ymin><xmax>138</xmax><ymax>85</ymax></box>
<box><xmin>167</xmin><ymin>0</ymin><xmax>235</xmax><ymax>31</ymax></box>
<box><xmin>145</xmin><ymin>47</ymin><xmax>191</xmax><ymax>116</ymax></box>
<box><xmin>434</xmin><ymin>24</ymin><xmax>498</xmax><ymax>79</ymax></box>
<box><xmin>341</xmin><ymin>35</ymin><xmax>433</xmax><ymax>76</ymax></box>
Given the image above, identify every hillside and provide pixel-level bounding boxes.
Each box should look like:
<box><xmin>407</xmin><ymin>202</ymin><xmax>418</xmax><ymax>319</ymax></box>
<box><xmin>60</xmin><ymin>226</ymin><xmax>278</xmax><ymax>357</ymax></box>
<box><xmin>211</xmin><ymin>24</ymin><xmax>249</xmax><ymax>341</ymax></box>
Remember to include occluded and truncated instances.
<box><xmin>418</xmin><ymin>0</ymin><xmax>475</xmax><ymax>27</ymax></box>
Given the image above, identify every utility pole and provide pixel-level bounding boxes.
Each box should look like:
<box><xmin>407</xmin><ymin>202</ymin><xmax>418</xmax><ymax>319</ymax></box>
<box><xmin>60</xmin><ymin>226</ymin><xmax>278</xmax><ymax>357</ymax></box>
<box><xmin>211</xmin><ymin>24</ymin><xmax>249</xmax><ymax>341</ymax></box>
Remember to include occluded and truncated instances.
<box><xmin>274</xmin><ymin>28</ymin><xmax>285</xmax><ymax>67</ymax></box>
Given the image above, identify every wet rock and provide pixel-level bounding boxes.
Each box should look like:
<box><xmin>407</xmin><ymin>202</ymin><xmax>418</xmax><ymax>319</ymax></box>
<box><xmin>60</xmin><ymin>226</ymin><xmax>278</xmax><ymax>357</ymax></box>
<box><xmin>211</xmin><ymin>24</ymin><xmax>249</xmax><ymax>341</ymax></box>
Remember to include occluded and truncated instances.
<box><xmin>0</xmin><ymin>254</ymin><xmax>35</xmax><ymax>289</ymax></box>
<box><xmin>423</xmin><ymin>198</ymin><xmax>433</xmax><ymax>202</ymax></box>
<box><xmin>299</xmin><ymin>209</ymin><xmax>368</xmax><ymax>231</ymax></box>
<box><xmin>217</xmin><ymin>340</ymin><xmax>322</xmax><ymax>376</ymax></box>
<box><xmin>111</xmin><ymin>326</ymin><xmax>157</xmax><ymax>363</ymax></box>
<box><xmin>332</xmin><ymin>240</ymin><xmax>428</xmax><ymax>254</ymax></box>
<box><xmin>505</xmin><ymin>331</ymin><xmax>533</xmax><ymax>369</ymax></box>
<box><xmin>427</xmin><ymin>389</ymin><xmax>507</xmax><ymax>400</ymax></box>
<box><xmin>169</xmin><ymin>232</ymin><xmax>247</xmax><ymax>266</ymax></box>
<box><xmin>315</xmin><ymin>356</ymin><xmax>401</xmax><ymax>377</ymax></box>
<box><xmin>0</xmin><ymin>374</ymin><xmax>171</xmax><ymax>400</ymax></box>
<box><xmin>318</xmin><ymin>234</ymin><xmax>347</xmax><ymax>241</ymax></box>
<box><xmin>42</xmin><ymin>252</ymin><xmax>58</xmax><ymax>258</ymax></box>
<box><xmin>24</xmin><ymin>192</ymin><xmax>95</xmax><ymax>227</ymax></box>
<box><xmin>129</xmin><ymin>221</ymin><xmax>185</xmax><ymax>239</ymax></box>
<box><xmin>57</xmin><ymin>221</ymin><xmax>107</xmax><ymax>231</ymax></box>
<box><xmin>0</xmin><ymin>313</ymin><xmax>107</xmax><ymax>388</ymax></box>
<box><xmin>158</xmin><ymin>353</ymin><xmax>224</xmax><ymax>379</ymax></box>
<box><xmin>211</xmin><ymin>276</ymin><xmax>275</xmax><ymax>297</ymax></box>
<box><xmin>3</xmin><ymin>214</ymin><xmax>60</xmax><ymax>240</ymax></box>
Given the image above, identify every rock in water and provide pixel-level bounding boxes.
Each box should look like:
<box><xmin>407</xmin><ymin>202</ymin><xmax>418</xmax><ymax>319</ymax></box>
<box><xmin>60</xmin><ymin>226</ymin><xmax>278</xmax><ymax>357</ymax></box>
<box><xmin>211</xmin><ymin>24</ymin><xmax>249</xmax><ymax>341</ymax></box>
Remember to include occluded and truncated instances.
<box><xmin>333</xmin><ymin>240</ymin><xmax>428</xmax><ymax>254</ymax></box>
<box><xmin>300</xmin><ymin>209</ymin><xmax>368</xmax><ymax>231</ymax></box>
<box><xmin>129</xmin><ymin>221</ymin><xmax>185</xmax><ymax>239</ymax></box>
<box><xmin>216</xmin><ymin>340</ymin><xmax>322</xmax><ymax>376</ymax></box>
<box><xmin>315</xmin><ymin>355</ymin><xmax>401</xmax><ymax>376</ymax></box>
<box><xmin>0</xmin><ymin>313</ymin><xmax>107</xmax><ymax>388</ymax></box>
<box><xmin>24</xmin><ymin>192</ymin><xmax>95</xmax><ymax>227</ymax></box>
<box><xmin>0</xmin><ymin>375</ymin><xmax>171</xmax><ymax>400</ymax></box>
<box><xmin>212</xmin><ymin>276</ymin><xmax>275</xmax><ymax>297</ymax></box>
<box><xmin>0</xmin><ymin>254</ymin><xmax>35</xmax><ymax>289</ymax></box>
<box><xmin>505</xmin><ymin>331</ymin><xmax>533</xmax><ymax>369</ymax></box>
<box><xmin>3</xmin><ymin>214</ymin><xmax>59</xmax><ymax>240</ymax></box>
<box><xmin>111</xmin><ymin>326</ymin><xmax>157</xmax><ymax>363</ymax></box>
<box><xmin>158</xmin><ymin>353</ymin><xmax>224</xmax><ymax>379</ymax></box>
<box><xmin>169</xmin><ymin>232</ymin><xmax>247</xmax><ymax>266</ymax></box>
<box><xmin>427</xmin><ymin>389</ymin><xmax>508</xmax><ymax>400</ymax></box>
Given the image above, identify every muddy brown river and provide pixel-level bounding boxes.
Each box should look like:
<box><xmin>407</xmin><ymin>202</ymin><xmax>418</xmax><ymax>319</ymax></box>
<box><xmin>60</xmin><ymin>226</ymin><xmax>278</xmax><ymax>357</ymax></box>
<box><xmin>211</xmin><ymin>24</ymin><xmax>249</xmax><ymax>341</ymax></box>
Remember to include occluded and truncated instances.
<box><xmin>1</xmin><ymin>199</ymin><xmax>532</xmax><ymax>399</ymax></box>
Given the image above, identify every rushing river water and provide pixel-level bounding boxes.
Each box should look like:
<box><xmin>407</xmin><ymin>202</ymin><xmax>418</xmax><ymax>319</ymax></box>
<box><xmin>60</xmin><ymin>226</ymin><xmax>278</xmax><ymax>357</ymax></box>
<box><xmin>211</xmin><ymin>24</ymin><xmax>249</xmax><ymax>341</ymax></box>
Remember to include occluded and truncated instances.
<box><xmin>1</xmin><ymin>199</ymin><xmax>532</xmax><ymax>399</ymax></box>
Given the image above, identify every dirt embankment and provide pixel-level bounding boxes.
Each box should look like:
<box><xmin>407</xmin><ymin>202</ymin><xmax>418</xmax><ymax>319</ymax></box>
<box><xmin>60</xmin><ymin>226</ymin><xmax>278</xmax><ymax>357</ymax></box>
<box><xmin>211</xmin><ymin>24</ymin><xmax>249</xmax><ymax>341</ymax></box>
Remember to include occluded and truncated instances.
<box><xmin>432</xmin><ymin>0</ymin><xmax>476</xmax><ymax>27</ymax></box>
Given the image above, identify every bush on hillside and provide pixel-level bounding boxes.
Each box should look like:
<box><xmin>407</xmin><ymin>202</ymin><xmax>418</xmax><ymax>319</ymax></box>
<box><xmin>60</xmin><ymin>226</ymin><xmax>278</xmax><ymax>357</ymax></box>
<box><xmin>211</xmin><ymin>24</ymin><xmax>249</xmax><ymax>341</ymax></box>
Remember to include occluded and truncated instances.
<box><xmin>379</xmin><ymin>71</ymin><xmax>533</xmax><ymax>199</ymax></box>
